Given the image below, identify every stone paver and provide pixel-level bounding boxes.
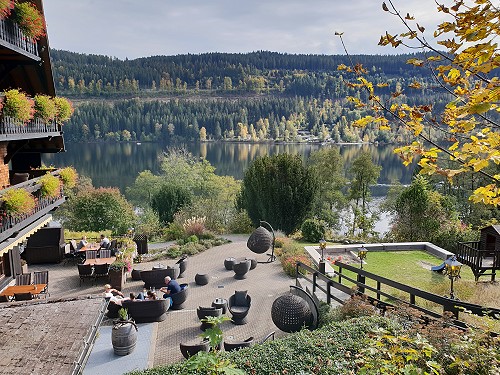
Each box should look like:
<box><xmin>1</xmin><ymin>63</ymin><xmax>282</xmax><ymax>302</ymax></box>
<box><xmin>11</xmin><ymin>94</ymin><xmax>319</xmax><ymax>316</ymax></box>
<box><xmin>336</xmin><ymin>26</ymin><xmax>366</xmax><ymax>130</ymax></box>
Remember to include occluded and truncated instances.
<box><xmin>29</xmin><ymin>235</ymin><xmax>291</xmax><ymax>369</ymax></box>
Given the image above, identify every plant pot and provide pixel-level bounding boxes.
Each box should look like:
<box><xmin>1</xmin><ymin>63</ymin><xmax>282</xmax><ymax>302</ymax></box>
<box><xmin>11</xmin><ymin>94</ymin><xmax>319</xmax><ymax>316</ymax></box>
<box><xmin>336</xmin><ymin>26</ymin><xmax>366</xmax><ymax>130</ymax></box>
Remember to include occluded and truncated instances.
<box><xmin>112</xmin><ymin>320</ymin><xmax>138</xmax><ymax>356</ymax></box>
<box><xmin>109</xmin><ymin>267</ymin><xmax>125</xmax><ymax>291</ymax></box>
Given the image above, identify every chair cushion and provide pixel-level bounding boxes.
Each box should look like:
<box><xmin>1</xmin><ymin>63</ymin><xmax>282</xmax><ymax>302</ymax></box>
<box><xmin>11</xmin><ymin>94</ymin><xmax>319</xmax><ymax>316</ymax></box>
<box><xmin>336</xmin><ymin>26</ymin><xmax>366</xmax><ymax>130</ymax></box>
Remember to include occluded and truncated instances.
<box><xmin>234</xmin><ymin>290</ymin><xmax>247</xmax><ymax>306</ymax></box>
<box><xmin>230</xmin><ymin>306</ymin><xmax>248</xmax><ymax>314</ymax></box>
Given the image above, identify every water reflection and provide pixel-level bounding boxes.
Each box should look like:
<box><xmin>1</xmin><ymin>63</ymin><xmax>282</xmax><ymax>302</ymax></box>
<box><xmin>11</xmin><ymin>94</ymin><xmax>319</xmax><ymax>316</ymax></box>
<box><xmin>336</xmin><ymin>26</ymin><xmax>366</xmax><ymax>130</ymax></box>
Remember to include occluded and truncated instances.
<box><xmin>43</xmin><ymin>142</ymin><xmax>415</xmax><ymax>194</ymax></box>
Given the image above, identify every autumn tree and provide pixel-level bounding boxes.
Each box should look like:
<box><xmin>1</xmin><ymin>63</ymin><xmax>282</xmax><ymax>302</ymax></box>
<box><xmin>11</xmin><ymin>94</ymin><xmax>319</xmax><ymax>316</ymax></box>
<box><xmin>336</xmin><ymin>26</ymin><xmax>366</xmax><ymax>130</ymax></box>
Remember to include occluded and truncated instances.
<box><xmin>337</xmin><ymin>0</ymin><xmax>500</xmax><ymax>206</ymax></box>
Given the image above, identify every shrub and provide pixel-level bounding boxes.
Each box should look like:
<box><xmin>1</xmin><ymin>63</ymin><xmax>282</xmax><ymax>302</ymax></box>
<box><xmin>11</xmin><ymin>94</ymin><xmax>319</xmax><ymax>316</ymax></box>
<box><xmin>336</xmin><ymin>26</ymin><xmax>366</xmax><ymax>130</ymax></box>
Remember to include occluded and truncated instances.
<box><xmin>2</xmin><ymin>89</ymin><xmax>34</xmax><ymax>124</ymax></box>
<box><xmin>180</xmin><ymin>242</ymin><xmax>206</xmax><ymax>256</ymax></box>
<box><xmin>13</xmin><ymin>1</ymin><xmax>45</xmax><ymax>40</ymax></box>
<box><xmin>227</xmin><ymin>210</ymin><xmax>254</xmax><ymax>234</ymax></box>
<box><xmin>39</xmin><ymin>173</ymin><xmax>60</xmax><ymax>198</ymax></box>
<box><xmin>59</xmin><ymin>166</ymin><xmax>78</xmax><ymax>189</ymax></box>
<box><xmin>301</xmin><ymin>218</ymin><xmax>326</xmax><ymax>242</ymax></box>
<box><xmin>163</xmin><ymin>221</ymin><xmax>185</xmax><ymax>241</ymax></box>
<box><xmin>330</xmin><ymin>295</ymin><xmax>376</xmax><ymax>321</ymax></box>
<box><xmin>34</xmin><ymin>95</ymin><xmax>56</xmax><ymax>122</ymax></box>
<box><xmin>2</xmin><ymin>188</ymin><xmax>35</xmax><ymax>216</ymax></box>
<box><xmin>53</xmin><ymin>97</ymin><xmax>74</xmax><ymax>123</ymax></box>
<box><xmin>185</xmin><ymin>234</ymin><xmax>199</xmax><ymax>243</ymax></box>
<box><xmin>280</xmin><ymin>253</ymin><xmax>311</xmax><ymax>277</ymax></box>
<box><xmin>0</xmin><ymin>0</ymin><xmax>14</xmax><ymax>19</ymax></box>
<box><xmin>183</xmin><ymin>216</ymin><xmax>206</xmax><ymax>237</ymax></box>
<box><xmin>166</xmin><ymin>245</ymin><xmax>183</xmax><ymax>258</ymax></box>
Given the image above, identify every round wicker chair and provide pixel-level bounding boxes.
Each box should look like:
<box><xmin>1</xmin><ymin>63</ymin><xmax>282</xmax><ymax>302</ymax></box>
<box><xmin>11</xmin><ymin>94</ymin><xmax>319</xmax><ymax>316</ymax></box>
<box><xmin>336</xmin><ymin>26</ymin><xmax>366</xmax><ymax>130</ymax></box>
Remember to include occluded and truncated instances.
<box><xmin>271</xmin><ymin>293</ymin><xmax>312</xmax><ymax>333</ymax></box>
<box><xmin>232</xmin><ymin>259</ymin><xmax>251</xmax><ymax>279</ymax></box>
<box><xmin>196</xmin><ymin>306</ymin><xmax>222</xmax><ymax>330</ymax></box>
<box><xmin>171</xmin><ymin>284</ymin><xmax>189</xmax><ymax>310</ymax></box>
<box><xmin>180</xmin><ymin>339</ymin><xmax>210</xmax><ymax>359</ymax></box>
<box><xmin>224</xmin><ymin>336</ymin><xmax>254</xmax><ymax>351</ymax></box>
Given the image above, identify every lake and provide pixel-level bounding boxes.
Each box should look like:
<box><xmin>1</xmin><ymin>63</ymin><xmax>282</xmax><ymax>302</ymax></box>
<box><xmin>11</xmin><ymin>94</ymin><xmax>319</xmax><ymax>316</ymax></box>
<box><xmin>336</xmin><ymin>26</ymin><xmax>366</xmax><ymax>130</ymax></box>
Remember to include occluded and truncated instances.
<box><xmin>43</xmin><ymin>142</ymin><xmax>415</xmax><ymax>234</ymax></box>
<box><xmin>43</xmin><ymin>141</ymin><xmax>415</xmax><ymax>193</ymax></box>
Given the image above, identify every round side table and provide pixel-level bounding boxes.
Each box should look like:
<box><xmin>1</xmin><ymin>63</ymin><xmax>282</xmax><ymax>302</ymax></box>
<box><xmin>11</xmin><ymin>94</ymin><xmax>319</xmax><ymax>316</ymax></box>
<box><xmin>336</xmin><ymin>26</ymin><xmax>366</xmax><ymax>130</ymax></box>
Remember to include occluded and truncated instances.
<box><xmin>212</xmin><ymin>298</ymin><xmax>228</xmax><ymax>314</ymax></box>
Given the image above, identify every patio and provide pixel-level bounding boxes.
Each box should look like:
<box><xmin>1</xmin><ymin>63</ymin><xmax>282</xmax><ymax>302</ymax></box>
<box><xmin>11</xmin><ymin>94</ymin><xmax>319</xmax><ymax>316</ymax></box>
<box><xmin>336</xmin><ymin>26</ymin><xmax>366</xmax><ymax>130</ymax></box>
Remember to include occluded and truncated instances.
<box><xmin>29</xmin><ymin>234</ymin><xmax>291</xmax><ymax>371</ymax></box>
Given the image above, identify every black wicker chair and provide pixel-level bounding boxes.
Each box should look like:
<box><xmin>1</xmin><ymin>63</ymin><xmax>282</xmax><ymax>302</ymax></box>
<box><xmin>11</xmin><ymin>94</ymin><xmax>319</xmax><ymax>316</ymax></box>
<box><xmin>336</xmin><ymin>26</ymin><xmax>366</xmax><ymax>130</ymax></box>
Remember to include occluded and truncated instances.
<box><xmin>15</xmin><ymin>273</ymin><xmax>31</xmax><ymax>285</ymax></box>
<box><xmin>179</xmin><ymin>339</ymin><xmax>210</xmax><ymax>359</ymax></box>
<box><xmin>33</xmin><ymin>270</ymin><xmax>49</xmax><ymax>297</ymax></box>
<box><xmin>171</xmin><ymin>284</ymin><xmax>189</xmax><ymax>310</ymax></box>
<box><xmin>232</xmin><ymin>259</ymin><xmax>251</xmax><ymax>279</ymax></box>
<box><xmin>77</xmin><ymin>264</ymin><xmax>94</xmax><ymax>286</ymax></box>
<box><xmin>93</xmin><ymin>263</ymin><xmax>110</xmax><ymax>284</ymax></box>
<box><xmin>196</xmin><ymin>306</ymin><xmax>223</xmax><ymax>330</ymax></box>
<box><xmin>223</xmin><ymin>336</ymin><xmax>254</xmax><ymax>351</ymax></box>
<box><xmin>228</xmin><ymin>290</ymin><xmax>251</xmax><ymax>325</ymax></box>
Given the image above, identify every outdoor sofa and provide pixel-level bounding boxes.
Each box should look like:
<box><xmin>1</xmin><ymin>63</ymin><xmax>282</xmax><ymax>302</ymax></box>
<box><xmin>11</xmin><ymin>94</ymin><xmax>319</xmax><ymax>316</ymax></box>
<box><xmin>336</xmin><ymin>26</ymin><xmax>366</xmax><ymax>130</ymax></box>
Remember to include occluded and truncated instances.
<box><xmin>106</xmin><ymin>298</ymin><xmax>170</xmax><ymax>323</ymax></box>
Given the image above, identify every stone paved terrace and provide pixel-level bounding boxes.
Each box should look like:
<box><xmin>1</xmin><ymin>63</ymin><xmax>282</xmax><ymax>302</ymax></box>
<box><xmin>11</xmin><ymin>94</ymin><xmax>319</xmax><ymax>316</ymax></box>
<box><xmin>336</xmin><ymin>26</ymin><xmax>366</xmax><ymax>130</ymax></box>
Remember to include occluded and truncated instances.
<box><xmin>27</xmin><ymin>235</ymin><xmax>291</xmax><ymax>370</ymax></box>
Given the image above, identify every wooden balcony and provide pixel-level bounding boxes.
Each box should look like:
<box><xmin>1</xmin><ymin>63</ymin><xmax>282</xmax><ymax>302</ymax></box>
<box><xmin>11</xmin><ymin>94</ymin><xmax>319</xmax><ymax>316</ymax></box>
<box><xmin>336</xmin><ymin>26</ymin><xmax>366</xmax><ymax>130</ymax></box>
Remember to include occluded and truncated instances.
<box><xmin>0</xmin><ymin>18</ymin><xmax>39</xmax><ymax>59</ymax></box>
<box><xmin>0</xmin><ymin>170</ymin><xmax>66</xmax><ymax>244</ymax></box>
<box><xmin>0</xmin><ymin>116</ymin><xmax>61</xmax><ymax>141</ymax></box>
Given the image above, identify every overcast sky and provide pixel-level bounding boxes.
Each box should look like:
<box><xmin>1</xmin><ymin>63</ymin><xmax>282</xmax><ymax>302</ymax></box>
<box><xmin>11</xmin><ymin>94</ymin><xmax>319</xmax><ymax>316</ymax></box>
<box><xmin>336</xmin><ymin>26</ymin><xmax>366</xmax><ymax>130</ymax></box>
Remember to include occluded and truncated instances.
<box><xmin>42</xmin><ymin>0</ymin><xmax>444</xmax><ymax>60</ymax></box>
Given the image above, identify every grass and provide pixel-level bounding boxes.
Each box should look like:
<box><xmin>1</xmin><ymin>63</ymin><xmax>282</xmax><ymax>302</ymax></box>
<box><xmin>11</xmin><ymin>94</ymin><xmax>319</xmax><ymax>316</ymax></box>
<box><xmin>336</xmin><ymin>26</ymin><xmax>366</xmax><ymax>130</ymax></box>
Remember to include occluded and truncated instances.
<box><xmin>326</xmin><ymin>249</ymin><xmax>500</xmax><ymax>331</ymax></box>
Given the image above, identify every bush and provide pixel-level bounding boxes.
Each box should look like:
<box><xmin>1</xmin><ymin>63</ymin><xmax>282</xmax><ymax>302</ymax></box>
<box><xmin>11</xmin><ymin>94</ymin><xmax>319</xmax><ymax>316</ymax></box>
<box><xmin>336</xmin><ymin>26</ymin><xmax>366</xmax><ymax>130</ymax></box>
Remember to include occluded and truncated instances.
<box><xmin>13</xmin><ymin>1</ymin><xmax>45</xmax><ymax>40</ymax></box>
<box><xmin>39</xmin><ymin>173</ymin><xmax>60</xmax><ymax>198</ymax></box>
<box><xmin>166</xmin><ymin>245</ymin><xmax>183</xmax><ymax>258</ymax></box>
<box><xmin>59</xmin><ymin>166</ymin><xmax>78</xmax><ymax>189</ymax></box>
<box><xmin>301</xmin><ymin>218</ymin><xmax>326</xmax><ymax>242</ymax></box>
<box><xmin>2</xmin><ymin>188</ymin><xmax>35</xmax><ymax>216</ymax></box>
<box><xmin>227</xmin><ymin>210</ymin><xmax>254</xmax><ymax>234</ymax></box>
<box><xmin>163</xmin><ymin>221</ymin><xmax>185</xmax><ymax>241</ymax></box>
<box><xmin>2</xmin><ymin>89</ymin><xmax>34</xmax><ymax>123</ymax></box>
<box><xmin>280</xmin><ymin>253</ymin><xmax>311</xmax><ymax>277</ymax></box>
<box><xmin>53</xmin><ymin>97</ymin><xmax>74</xmax><ymax>123</ymax></box>
<box><xmin>183</xmin><ymin>216</ymin><xmax>206</xmax><ymax>237</ymax></box>
<box><xmin>329</xmin><ymin>295</ymin><xmax>376</xmax><ymax>321</ymax></box>
<box><xmin>34</xmin><ymin>94</ymin><xmax>56</xmax><ymax>122</ymax></box>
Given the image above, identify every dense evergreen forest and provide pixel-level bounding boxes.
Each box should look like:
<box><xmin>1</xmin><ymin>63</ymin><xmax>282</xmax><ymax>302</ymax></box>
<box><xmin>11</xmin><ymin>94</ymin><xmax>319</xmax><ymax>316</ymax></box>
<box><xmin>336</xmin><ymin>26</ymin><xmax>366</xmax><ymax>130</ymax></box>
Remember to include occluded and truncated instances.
<box><xmin>51</xmin><ymin>50</ymin><xmax>452</xmax><ymax>143</ymax></box>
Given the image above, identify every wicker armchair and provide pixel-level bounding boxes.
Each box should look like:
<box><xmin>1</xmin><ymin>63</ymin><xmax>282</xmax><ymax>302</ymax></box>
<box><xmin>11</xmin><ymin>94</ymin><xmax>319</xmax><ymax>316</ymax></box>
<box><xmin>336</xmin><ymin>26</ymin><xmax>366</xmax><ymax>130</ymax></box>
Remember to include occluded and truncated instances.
<box><xmin>228</xmin><ymin>290</ymin><xmax>251</xmax><ymax>325</ymax></box>
<box><xmin>170</xmin><ymin>284</ymin><xmax>189</xmax><ymax>310</ymax></box>
<box><xmin>232</xmin><ymin>259</ymin><xmax>251</xmax><ymax>279</ymax></box>
<box><xmin>224</xmin><ymin>336</ymin><xmax>254</xmax><ymax>351</ymax></box>
<box><xmin>179</xmin><ymin>339</ymin><xmax>210</xmax><ymax>359</ymax></box>
<box><xmin>196</xmin><ymin>306</ymin><xmax>222</xmax><ymax>330</ymax></box>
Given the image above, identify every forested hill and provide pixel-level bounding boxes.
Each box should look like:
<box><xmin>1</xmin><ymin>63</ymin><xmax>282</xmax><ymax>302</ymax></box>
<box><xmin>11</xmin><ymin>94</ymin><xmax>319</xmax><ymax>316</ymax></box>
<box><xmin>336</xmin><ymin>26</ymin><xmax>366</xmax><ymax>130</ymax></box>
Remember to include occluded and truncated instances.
<box><xmin>51</xmin><ymin>49</ymin><xmax>428</xmax><ymax>96</ymax></box>
<box><xmin>52</xmin><ymin>49</ymin><xmax>449</xmax><ymax>144</ymax></box>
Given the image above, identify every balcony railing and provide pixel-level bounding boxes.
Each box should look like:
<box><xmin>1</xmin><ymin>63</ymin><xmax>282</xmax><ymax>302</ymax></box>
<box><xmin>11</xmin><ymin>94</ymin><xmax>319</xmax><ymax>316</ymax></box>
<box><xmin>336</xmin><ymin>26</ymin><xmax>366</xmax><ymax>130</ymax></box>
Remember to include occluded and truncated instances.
<box><xmin>0</xmin><ymin>18</ymin><xmax>39</xmax><ymax>57</ymax></box>
<box><xmin>0</xmin><ymin>170</ymin><xmax>65</xmax><ymax>244</ymax></box>
<box><xmin>0</xmin><ymin>116</ymin><xmax>60</xmax><ymax>137</ymax></box>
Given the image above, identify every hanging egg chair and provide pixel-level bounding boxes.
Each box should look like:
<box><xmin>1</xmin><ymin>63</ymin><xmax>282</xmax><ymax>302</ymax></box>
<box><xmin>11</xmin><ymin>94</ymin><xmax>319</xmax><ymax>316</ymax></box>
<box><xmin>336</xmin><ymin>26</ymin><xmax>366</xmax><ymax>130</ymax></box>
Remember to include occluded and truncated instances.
<box><xmin>246</xmin><ymin>221</ymin><xmax>276</xmax><ymax>263</ymax></box>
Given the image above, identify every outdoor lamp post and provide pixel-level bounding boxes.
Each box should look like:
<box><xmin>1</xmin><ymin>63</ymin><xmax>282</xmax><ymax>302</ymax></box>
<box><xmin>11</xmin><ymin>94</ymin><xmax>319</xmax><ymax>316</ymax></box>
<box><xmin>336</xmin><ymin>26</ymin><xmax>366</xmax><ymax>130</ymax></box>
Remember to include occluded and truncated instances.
<box><xmin>357</xmin><ymin>246</ymin><xmax>368</xmax><ymax>270</ymax></box>
<box><xmin>444</xmin><ymin>256</ymin><xmax>462</xmax><ymax>300</ymax></box>
<box><xmin>319</xmin><ymin>239</ymin><xmax>327</xmax><ymax>274</ymax></box>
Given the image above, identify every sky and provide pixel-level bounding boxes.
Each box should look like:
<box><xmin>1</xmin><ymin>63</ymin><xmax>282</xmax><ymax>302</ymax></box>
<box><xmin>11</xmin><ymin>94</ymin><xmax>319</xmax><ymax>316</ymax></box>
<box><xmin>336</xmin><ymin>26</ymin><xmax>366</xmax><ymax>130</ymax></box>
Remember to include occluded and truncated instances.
<box><xmin>42</xmin><ymin>0</ymin><xmax>445</xmax><ymax>60</ymax></box>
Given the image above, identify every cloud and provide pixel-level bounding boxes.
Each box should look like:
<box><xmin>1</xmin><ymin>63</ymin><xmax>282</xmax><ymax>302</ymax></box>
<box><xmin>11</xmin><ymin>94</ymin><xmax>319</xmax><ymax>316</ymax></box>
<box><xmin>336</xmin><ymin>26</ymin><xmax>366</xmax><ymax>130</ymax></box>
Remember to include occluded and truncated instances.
<box><xmin>43</xmin><ymin>0</ymin><xmax>444</xmax><ymax>59</ymax></box>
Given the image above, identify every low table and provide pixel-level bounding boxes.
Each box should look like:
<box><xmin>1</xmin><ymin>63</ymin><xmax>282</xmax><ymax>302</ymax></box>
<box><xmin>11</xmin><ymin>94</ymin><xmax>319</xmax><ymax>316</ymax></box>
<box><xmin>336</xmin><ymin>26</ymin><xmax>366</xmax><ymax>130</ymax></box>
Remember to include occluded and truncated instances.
<box><xmin>212</xmin><ymin>298</ymin><xmax>228</xmax><ymax>314</ymax></box>
<box><xmin>0</xmin><ymin>284</ymin><xmax>47</xmax><ymax>299</ymax></box>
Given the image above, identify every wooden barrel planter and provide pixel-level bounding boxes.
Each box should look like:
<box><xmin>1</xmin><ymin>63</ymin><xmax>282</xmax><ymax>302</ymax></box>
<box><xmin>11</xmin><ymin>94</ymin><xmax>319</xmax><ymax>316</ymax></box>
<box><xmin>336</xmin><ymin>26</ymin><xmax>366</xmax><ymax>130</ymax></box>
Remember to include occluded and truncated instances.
<box><xmin>112</xmin><ymin>320</ymin><xmax>138</xmax><ymax>356</ymax></box>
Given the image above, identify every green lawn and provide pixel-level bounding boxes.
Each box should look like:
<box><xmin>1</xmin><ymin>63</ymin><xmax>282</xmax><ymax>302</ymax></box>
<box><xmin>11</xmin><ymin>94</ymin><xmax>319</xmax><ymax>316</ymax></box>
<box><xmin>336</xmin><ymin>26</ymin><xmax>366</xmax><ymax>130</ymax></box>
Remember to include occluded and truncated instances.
<box><xmin>327</xmin><ymin>250</ymin><xmax>497</xmax><ymax>309</ymax></box>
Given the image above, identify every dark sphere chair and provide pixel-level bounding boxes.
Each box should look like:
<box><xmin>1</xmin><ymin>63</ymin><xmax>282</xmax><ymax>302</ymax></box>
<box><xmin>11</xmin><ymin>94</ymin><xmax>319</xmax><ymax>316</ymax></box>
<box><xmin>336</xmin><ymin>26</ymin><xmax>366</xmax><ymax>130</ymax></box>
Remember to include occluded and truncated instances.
<box><xmin>232</xmin><ymin>259</ymin><xmax>251</xmax><ymax>279</ymax></box>
<box><xmin>176</xmin><ymin>255</ymin><xmax>188</xmax><ymax>277</ymax></box>
<box><xmin>179</xmin><ymin>339</ymin><xmax>210</xmax><ymax>359</ymax></box>
<box><xmin>196</xmin><ymin>306</ymin><xmax>222</xmax><ymax>331</ymax></box>
<box><xmin>170</xmin><ymin>283</ymin><xmax>189</xmax><ymax>310</ymax></box>
<box><xmin>271</xmin><ymin>293</ymin><xmax>312</xmax><ymax>333</ymax></box>
<box><xmin>228</xmin><ymin>290</ymin><xmax>251</xmax><ymax>325</ymax></box>
<box><xmin>224</xmin><ymin>336</ymin><xmax>254</xmax><ymax>351</ymax></box>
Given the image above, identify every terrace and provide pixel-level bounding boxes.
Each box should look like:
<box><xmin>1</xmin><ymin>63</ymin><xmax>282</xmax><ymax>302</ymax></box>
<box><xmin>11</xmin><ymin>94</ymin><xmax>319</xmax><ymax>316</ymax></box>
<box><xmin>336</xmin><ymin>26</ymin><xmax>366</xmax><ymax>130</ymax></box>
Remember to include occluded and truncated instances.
<box><xmin>0</xmin><ymin>17</ymin><xmax>39</xmax><ymax>59</ymax></box>
<box><xmin>0</xmin><ymin>116</ymin><xmax>62</xmax><ymax>141</ymax></box>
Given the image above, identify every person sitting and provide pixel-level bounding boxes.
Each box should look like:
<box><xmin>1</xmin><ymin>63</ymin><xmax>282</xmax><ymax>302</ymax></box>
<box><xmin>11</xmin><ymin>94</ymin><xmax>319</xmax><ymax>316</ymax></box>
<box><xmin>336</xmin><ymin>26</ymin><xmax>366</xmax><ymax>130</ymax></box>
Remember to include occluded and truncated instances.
<box><xmin>99</xmin><ymin>234</ymin><xmax>110</xmax><ymax>249</ymax></box>
<box><xmin>77</xmin><ymin>236</ymin><xmax>88</xmax><ymax>250</ymax></box>
<box><xmin>104</xmin><ymin>284</ymin><xmax>124</xmax><ymax>305</ymax></box>
<box><xmin>130</xmin><ymin>292</ymin><xmax>144</xmax><ymax>301</ymax></box>
<box><xmin>159</xmin><ymin>276</ymin><xmax>181</xmax><ymax>299</ymax></box>
<box><xmin>146</xmin><ymin>290</ymin><xmax>157</xmax><ymax>300</ymax></box>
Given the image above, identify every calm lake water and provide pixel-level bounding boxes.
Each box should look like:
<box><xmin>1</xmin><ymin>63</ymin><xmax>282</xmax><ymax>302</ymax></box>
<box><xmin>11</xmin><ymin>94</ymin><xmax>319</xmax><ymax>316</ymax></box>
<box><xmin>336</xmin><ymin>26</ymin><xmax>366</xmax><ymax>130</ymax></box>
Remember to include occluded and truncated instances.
<box><xmin>43</xmin><ymin>142</ymin><xmax>414</xmax><ymax>193</ymax></box>
<box><xmin>43</xmin><ymin>142</ymin><xmax>415</xmax><ymax>234</ymax></box>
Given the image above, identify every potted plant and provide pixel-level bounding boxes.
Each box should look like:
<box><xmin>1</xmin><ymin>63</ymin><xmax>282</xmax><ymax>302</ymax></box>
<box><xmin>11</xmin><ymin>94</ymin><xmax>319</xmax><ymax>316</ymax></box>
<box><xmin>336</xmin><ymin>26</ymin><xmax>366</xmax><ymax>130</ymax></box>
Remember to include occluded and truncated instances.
<box><xmin>39</xmin><ymin>173</ymin><xmax>60</xmax><ymax>198</ymax></box>
<box><xmin>111</xmin><ymin>307</ymin><xmax>138</xmax><ymax>356</ymax></box>
<box><xmin>0</xmin><ymin>0</ymin><xmax>14</xmax><ymax>19</ymax></box>
<box><xmin>59</xmin><ymin>166</ymin><xmax>78</xmax><ymax>189</ymax></box>
<box><xmin>53</xmin><ymin>97</ymin><xmax>74</xmax><ymax>124</ymax></box>
<box><xmin>2</xmin><ymin>89</ymin><xmax>34</xmax><ymax>124</ymax></box>
<box><xmin>34</xmin><ymin>95</ymin><xmax>56</xmax><ymax>123</ymax></box>
<box><xmin>199</xmin><ymin>315</ymin><xmax>231</xmax><ymax>351</ymax></box>
<box><xmin>12</xmin><ymin>1</ymin><xmax>45</xmax><ymax>40</ymax></box>
<box><xmin>2</xmin><ymin>188</ymin><xmax>35</xmax><ymax>217</ymax></box>
<box><xmin>109</xmin><ymin>260</ymin><xmax>126</xmax><ymax>291</ymax></box>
